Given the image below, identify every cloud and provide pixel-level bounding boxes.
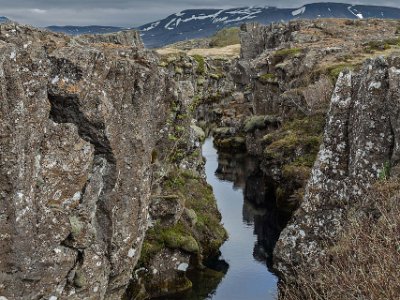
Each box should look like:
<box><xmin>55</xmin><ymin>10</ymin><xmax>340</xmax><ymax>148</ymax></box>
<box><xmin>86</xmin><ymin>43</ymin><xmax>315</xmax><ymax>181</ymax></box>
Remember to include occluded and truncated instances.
<box><xmin>0</xmin><ymin>1</ymin><xmax>399</xmax><ymax>27</ymax></box>
<box><xmin>30</xmin><ymin>8</ymin><xmax>47</xmax><ymax>14</ymax></box>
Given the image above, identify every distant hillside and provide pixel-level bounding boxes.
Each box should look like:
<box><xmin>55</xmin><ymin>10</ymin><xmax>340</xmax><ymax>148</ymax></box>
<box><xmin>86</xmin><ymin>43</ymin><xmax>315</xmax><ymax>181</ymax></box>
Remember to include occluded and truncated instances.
<box><xmin>139</xmin><ymin>2</ymin><xmax>400</xmax><ymax>48</ymax></box>
<box><xmin>46</xmin><ymin>25</ymin><xmax>125</xmax><ymax>35</ymax></box>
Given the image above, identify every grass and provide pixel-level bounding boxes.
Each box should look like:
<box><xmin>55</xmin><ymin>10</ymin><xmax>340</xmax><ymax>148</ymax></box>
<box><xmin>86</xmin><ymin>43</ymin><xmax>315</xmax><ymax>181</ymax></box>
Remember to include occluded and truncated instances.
<box><xmin>280</xmin><ymin>179</ymin><xmax>400</xmax><ymax>300</ymax></box>
<box><xmin>274</xmin><ymin>48</ymin><xmax>302</xmax><ymax>62</ymax></box>
<box><xmin>365</xmin><ymin>38</ymin><xmax>400</xmax><ymax>53</ymax></box>
<box><xmin>209</xmin><ymin>27</ymin><xmax>240</xmax><ymax>48</ymax></box>
<box><xmin>326</xmin><ymin>63</ymin><xmax>358</xmax><ymax>82</ymax></box>
<box><xmin>262</xmin><ymin>114</ymin><xmax>325</xmax><ymax>211</ymax></box>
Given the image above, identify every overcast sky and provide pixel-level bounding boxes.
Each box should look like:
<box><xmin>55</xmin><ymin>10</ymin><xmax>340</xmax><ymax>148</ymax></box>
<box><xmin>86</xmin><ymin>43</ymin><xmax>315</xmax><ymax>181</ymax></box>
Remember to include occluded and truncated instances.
<box><xmin>1</xmin><ymin>0</ymin><xmax>400</xmax><ymax>27</ymax></box>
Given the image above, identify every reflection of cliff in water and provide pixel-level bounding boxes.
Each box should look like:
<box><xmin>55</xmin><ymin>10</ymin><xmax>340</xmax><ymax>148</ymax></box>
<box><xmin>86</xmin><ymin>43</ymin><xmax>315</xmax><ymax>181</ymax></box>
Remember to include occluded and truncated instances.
<box><xmin>216</xmin><ymin>151</ymin><xmax>291</xmax><ymax>269</ymax></box>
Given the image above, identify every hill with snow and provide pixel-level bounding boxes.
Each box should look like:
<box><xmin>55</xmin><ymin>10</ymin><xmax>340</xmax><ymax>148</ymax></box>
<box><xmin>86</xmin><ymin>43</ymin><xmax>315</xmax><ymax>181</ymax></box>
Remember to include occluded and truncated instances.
<box><xmin>139</xmin><ymin>2</ymin><xmax>400</xmax><ymax>48</ymax></box>
<box><xmin>46</xmin><ymin>25</ymin><xmax>125</xmax><ymax>35</ymax></box>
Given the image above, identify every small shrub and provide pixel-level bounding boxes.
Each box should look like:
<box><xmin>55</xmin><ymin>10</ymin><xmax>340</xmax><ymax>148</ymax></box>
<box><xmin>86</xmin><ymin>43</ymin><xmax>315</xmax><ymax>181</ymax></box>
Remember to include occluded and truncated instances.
<box><xmin>378</xmin><ymin>160</ymin><xmax>391</xmax><ymax>180</ymax></box>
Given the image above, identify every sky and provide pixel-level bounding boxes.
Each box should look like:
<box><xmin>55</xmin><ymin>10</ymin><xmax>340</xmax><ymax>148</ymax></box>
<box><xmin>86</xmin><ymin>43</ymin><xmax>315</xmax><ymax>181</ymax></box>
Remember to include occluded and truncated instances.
<box><xmin>1</xmin><ymin>0</ymin><xmax>400</xmax><ymax>28</ymax></box>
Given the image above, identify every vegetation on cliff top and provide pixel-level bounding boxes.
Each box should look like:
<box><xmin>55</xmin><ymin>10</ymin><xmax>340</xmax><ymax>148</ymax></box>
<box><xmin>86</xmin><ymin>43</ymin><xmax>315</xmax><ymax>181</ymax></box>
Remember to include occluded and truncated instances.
<box><xmin>209</xmin><ymin>27</ymin><xmax>240</xmax><ymax>48</ymax></box>
<box><xmin>281</xmin><ymin>180</ymin><xmax>400</xmax><ymax>300</ymax></box>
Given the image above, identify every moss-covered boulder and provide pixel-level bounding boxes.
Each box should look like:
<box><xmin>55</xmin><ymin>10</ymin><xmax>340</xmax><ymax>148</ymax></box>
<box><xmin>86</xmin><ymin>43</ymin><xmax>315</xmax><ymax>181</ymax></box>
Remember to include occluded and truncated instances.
<box><xmin>214</xmin><ymin>136</ymin><xmax>246</xmax><ymax>151</ymax></box>
<box><xmin>244</xmin><ymin>115</ymin><xmax>280</xmax><ymax>133</ymax></box>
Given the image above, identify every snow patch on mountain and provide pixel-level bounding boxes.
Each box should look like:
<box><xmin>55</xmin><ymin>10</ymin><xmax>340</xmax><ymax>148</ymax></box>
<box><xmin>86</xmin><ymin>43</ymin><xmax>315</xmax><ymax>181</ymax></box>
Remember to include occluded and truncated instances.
<box><xmin>292</xmin><ymin>6</ymin><xmax>306</xmax><ymax>16</ymax></box>
<box><xmin>181</xmin><ymin>10</ymin><xmax>223</xmax><ymax>23</ymax></box>
<box><xmin>137</xmin><ymin>3</ymin><xmax>400</xmax><ymax>48</ymax></box>
<box><xmin>347</xmin><ymin>6</ymin><xmax>363</xmax><ymax>19</ymax></box>
<box><xmin>165</xmin><ymin>18</ymin><xmax>176</xmax><ymax>30</ymax></box>
<box><xmin>142</xmin><ymin>21</ymin><xmax>160</xmax><ymax>32</ymax></box>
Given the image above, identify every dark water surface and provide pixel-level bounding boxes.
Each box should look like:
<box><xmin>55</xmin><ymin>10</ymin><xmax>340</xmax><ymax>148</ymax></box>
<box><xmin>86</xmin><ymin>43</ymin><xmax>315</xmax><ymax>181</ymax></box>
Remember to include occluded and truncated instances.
<box><xmin>161</xmin><ymin>138</ymin><xmax>289</xmax><ymax>300</ymax></box>
<box><xmin>202</xmin><ymin>138</ymin><xmax>280</xmax><ymax>300</ymax></box>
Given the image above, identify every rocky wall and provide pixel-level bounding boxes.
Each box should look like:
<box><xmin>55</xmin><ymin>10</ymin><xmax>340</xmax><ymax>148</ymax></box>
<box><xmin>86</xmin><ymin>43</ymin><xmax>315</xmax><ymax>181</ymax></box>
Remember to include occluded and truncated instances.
<box><xmin>0</xmin><ymin>23</ymin><xmax>174</xmax><ymax>299</ymax></box>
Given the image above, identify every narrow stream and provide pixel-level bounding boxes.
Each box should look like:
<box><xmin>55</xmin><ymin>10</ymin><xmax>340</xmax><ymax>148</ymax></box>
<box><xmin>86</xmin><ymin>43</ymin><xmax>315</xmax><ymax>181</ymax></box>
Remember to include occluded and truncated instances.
<box><xmin>162</xmin><ymin>138</ymin><xmax>290</xmax><ymax>300</ymax></box>
<box><xmin>201</xmin><ymin>138</ymin><xmax>279</xmax><ymax>299</ymax></box>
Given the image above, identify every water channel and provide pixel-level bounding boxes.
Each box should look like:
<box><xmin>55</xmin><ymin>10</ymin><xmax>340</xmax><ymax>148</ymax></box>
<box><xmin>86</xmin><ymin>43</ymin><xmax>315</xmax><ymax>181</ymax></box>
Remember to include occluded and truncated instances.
<box><xmin>161</xmin><ymin>138</ymin><xmax>290</xmax><ymax>299</ymax></box>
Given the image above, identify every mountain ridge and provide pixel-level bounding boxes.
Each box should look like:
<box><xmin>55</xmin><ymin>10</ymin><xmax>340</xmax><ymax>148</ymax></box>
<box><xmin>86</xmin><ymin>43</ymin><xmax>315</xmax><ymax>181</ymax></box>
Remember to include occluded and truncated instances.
<box><xmin>3</xmin><ymin>3</ymin><xmax>400</xmax><ymax>48</ymax></box>
<box><xmin>46</xmin><ymin>25</ymin><xmax>126</xmax><ymax>35</ymax></box>
<box><xmin>139</xmin><ymin>2</ymin><xmax>400</xmax><ymax>47</ymax></box>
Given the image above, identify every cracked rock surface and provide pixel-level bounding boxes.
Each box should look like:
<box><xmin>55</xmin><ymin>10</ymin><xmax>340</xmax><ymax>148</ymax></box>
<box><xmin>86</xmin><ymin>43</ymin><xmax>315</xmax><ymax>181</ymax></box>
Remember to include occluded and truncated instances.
<box><xmin>0</xmin><ymin>23</ymin><xmax>174</xmax><ymax>299</ymax></box>
<box><xmin>274</xmin><ymin>55</ymin><xmax>400</xmax><ymax>279</ymax></box>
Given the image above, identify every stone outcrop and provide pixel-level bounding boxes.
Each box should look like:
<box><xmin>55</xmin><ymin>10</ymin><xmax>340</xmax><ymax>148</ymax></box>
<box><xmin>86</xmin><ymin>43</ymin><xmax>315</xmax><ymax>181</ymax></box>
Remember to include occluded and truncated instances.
<box><xmin>76</xmin><ymin>30</ymin><xmax>144</xmax><ymax>48</ymax></box>
<box><xmin>240</xmin><ymin>22</ymin><xmax>299</xmax><ymax>60</ymax></box>
<box><xmin>127</xmin><ymin>50</ymin><xmax>229</xmax><ymax>300</ymax></box>
<box><xmin>274</xmin><ymin>55</ymin><xmax>400</xmax><ymax>279</ymax></box>
<box><xmin>0</xmin><ymin>23</ymin><xmax>174</xmax><ymax>299</ymax></box>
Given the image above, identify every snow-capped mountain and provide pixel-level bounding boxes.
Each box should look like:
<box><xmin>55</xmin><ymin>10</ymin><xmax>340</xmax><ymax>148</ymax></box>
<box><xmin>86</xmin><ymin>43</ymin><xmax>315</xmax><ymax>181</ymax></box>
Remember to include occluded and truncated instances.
<box><xmin>46</xmin><ymin>25</ymin><xmax>125</xmax><ymax>35</ymax></box>
<box><xmin>139</xmin><ymin>2</ymin><xmax>400</xmax><ymax>48</ymax></box>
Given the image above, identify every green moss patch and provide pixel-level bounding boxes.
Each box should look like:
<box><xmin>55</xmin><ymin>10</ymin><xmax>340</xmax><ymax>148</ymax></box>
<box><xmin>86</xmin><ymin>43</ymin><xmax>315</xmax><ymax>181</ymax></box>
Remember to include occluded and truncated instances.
<box><xmin>259</xmin><ymin>73</ymin><xmax>277</xmax><ymax>84</ymax></box>
<box><xmin>364</xmin><ymin>38</ymin><xmax>400</xmax><ymax>52</ymax></box>
<box><xmin>192</xmin><ymin>54</ymin><xmax>206</xmax><ymax>75</ymax></box>
<box><xmin>244</xmin><ymin>115</ymin><xmax>280</xmax><ymax>133</ymax></box>
<box><xmin>327</xmin><ymin>63</ymin><xmax>357</xmax><ymax>82</ymax></box>
<box><xmin>263</xmin><ymin>114</ymin><xmax>325</xmax><ymax>166</ymax></box>
<box><xmin>274</xmin><ymin>48</ymin><xmax>302</xmax><ymax>61</ymax></box>
<box><xmin>214</xmin><ymin>136</ymin><xmax>246</xmax><ymax>151</ymax></box>
<box><xmin>138</xmin><ymin>170</ymin><xmax>227</xmax><ymax>267</ymax></box>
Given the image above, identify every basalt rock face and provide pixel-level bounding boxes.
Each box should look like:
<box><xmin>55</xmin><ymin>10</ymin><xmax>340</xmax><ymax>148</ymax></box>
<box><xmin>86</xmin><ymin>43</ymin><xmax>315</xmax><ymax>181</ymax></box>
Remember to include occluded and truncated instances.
<box><xmin>274</xmin><ymin>56</ymin><xmax>400</xmax><ymax>279</ymax></box>
<box><xmin>0</xmin><ymin>23</ymin><xmax>174</xmax><ymax>299</ymax></box>
<box><xmin>240</xmin><ymin>22</ymin><xmax>299</xmax><ymax>60</ymax></box>
<box><xmin>76</xmin><ymin>30</ymin><xmax>144</xmax><ymax>48</ymax></box>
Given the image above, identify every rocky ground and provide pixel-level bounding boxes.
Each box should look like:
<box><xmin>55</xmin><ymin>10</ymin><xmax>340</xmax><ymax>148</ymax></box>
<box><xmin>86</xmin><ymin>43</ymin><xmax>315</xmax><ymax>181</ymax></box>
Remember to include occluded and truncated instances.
<box><xmin>0</xmin><ymin>23</ymin><xmax>225</xmax><ymax>300</ymax></box>
<box><xmin>2</xmin><ymin>17</ymin><xmax>400</xmax><ymax>300</ymax></box>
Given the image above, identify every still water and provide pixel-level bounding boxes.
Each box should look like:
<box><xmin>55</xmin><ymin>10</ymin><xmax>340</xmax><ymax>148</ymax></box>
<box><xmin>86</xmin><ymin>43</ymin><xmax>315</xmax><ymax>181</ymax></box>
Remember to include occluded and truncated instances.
<box><xmin>163</xmin><ymin>138</ymin><xmax>289</xmax><ymax>300</ymax></box>
<box><xmin>201</xmin><ymin>138</ymin><xmax>278</xmax><ymax>300</ymax></box>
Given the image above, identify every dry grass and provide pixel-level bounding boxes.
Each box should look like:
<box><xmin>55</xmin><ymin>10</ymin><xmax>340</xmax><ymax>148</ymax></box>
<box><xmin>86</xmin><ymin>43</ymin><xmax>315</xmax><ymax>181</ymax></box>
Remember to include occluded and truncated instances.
<box><xmin>156</xmin><ymin>44</ymin><xmax>240</xmax><ymax>58</ymax></box>
<box><xmin>156</xmin><ymin>47</ymin><xmax>185</xmax><ymax>56</ymax></box>
<box><xmin>187</xmin><ymin>44</ymin><xmax>240</xmax><ymax>58</ymax></box>
<box><xmin>280</xmin><ymin>180</ymin><xmax>400</xmax><ymax>300</ymax></box>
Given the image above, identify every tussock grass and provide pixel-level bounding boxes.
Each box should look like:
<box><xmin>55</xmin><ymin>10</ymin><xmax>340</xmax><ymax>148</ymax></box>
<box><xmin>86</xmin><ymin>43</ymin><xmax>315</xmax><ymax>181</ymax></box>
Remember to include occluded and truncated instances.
<box><xmin>280</xmin><ymin>180</ymin><xmax>400</xmax><ymax>300</ymax></box>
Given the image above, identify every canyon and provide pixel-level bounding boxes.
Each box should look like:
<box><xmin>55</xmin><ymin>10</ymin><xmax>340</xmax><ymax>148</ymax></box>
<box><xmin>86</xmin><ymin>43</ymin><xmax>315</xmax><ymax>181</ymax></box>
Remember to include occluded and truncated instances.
<box><xmin>1</xmin><ymin>17</ymin><xmax>400</xmax><ymax>299</ymax></box>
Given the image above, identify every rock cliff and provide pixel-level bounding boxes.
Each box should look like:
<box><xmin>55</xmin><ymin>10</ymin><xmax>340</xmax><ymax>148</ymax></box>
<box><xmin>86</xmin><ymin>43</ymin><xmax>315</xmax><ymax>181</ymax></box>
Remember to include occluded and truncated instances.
<box><xmin>3</xmin><ymin>17</ymin><xmax>400</xmax><ymax>300</ymax></box>
<box><xmin>0</xmin><ymin>23</ymin><xmax>175</xmax><ymax>299</ymax></box>
<box><xmin>160</xmin><ymin>19</ymin><xmax>400</xmax><ymax>293</ymax></box>
<box><xmin>274</xmin><ymin>55</ymin><xmax>400</xmax><ymax>280</ymax></box>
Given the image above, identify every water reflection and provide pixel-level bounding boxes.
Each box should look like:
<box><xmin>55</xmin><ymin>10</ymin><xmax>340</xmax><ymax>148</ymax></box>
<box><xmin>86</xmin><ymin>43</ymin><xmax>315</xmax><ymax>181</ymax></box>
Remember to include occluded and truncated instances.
<box><xmin>215</xmin><ymin>145</ymin><xmax>290</xmax><ymax>269</ymax></box>
<box><xmin>160</xmin><ymin>138</ymin><xmax>290</xmax><ymax>299</ymax></box>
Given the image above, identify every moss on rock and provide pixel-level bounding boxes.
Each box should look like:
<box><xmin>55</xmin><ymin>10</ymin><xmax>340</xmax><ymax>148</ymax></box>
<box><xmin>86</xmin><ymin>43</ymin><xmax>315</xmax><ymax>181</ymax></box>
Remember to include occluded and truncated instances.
<box><xmin>137</xmin><ymin>169</ymin><xmax>227</xmax><ymax>269</ymax></box>
<box><xmin>259</xmin><ymin>73</ymin><xmax>277</xmax><ymax>83</ymax></box>
<box><xmin>244</xmin><ymin>115</ymin><xmax>279</xmax><ymax>133</ymax></box>
<box><xmin>192</xmin><ymin>54</ymin><xmax>206</xmax><ymax>75</ymax></box>
<box><xmin>214</xmin><ymin>136</ymin><xmax>246</xmax><ymax>151</ymax></box>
